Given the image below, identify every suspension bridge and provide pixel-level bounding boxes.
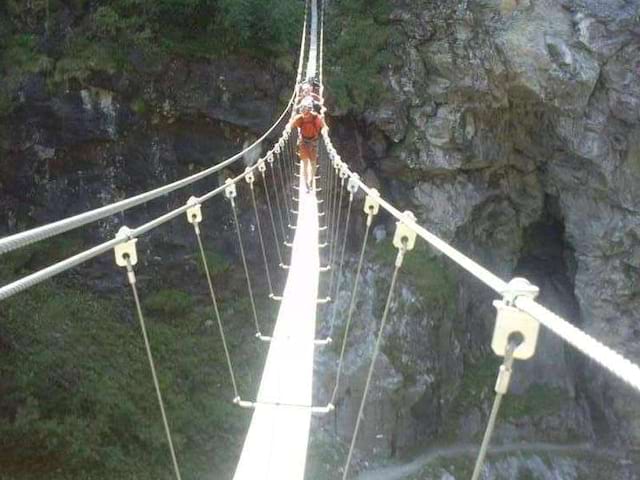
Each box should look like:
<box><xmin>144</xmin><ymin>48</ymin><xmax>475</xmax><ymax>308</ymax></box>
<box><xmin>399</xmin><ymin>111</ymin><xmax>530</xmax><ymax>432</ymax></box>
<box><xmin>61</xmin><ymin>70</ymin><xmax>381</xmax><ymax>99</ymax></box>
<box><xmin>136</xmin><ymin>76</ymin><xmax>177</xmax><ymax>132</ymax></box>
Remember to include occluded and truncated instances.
<box><xmin>1</xmin><ymin>1</ymin><xmax>640</xmax><ymax>479</ymax></box>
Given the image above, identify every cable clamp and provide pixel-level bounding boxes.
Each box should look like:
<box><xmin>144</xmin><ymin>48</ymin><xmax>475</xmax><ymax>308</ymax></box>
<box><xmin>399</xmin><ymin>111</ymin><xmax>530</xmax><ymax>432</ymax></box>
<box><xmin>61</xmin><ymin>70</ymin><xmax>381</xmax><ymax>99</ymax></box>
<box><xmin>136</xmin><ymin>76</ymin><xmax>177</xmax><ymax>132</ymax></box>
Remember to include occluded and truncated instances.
<box><xmin>257</xmin><ymin>159</ymin><xmax>267</xmax><ymax>173</ymax></box>
<box><xmin>244</xmin><ymin>167</ymin><xmax>255</xmax><ymax>185</ymax></box>
<box><xmin>364</xmin><ymin>188</ymin><xmax>380</xmax><ymax>216</ymax></box>
<box><xmin>347</xmin><ymin>174</ymin><xmax>359</xmax><ymax>194</ymax></box>
<box><xmin>224</xmin><ymin>179</ymin><xmax>237</xmax><ymax>199</ymax></box>
<box><xmin>393</xmin><ymin>210</ymin><xmax>417</xmax><ymax>252</ymax></box>
<box><xmin>491</xmin><ymin>278</ymin><xmax>540</xmax><ymax>360</ymax></box>
<box><xmin>186</xmin><ymin>196</ymin><xmax>202</xmax><ymax>225</ymax></box>
<box><xmin>114</xmin><ymin>226</ymin><xmax>138</xmax><ymax>267</ymax></box>
<box><xmin>266</xmin><ymin>152</ymin><xmax>275</xmax><ymax>164</ymax></box>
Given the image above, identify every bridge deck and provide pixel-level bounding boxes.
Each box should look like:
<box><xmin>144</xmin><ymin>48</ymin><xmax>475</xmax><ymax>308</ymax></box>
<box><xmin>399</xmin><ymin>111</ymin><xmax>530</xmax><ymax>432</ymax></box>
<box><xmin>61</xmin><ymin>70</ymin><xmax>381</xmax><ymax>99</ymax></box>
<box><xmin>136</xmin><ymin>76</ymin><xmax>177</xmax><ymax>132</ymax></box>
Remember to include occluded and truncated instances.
<box><xmin>233</xmin><ymin>172</ymin><xmax>320</xmax><ymax>480</ymax></box>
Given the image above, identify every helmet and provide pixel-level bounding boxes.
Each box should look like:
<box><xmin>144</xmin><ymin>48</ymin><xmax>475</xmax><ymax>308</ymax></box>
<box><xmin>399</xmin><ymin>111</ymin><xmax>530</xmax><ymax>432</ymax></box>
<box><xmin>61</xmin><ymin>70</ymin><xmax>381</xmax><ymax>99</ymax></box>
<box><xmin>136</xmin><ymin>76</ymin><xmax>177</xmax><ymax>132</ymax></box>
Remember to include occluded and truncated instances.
<box><xmin>301</xmin><ymin>99</ymin><xmax>313</xmax><ymax>111</ymax></box>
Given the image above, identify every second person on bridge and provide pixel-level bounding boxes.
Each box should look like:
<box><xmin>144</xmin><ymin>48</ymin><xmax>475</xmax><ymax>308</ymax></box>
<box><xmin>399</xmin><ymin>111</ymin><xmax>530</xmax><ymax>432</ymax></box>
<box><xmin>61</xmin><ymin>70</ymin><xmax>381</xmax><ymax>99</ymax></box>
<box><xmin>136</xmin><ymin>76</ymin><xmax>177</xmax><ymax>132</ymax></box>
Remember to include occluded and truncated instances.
<box><xmin>290</xmin><ymin>99</ymin><xmax>325</xmax><ymax>193</ymax></box>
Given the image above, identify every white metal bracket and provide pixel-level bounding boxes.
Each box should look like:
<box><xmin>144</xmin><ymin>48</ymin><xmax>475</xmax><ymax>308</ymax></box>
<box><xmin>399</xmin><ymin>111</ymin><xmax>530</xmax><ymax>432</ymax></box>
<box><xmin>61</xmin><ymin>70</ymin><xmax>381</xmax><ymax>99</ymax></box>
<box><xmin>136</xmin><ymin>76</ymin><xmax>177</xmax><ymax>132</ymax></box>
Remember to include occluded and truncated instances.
<box><xmin>244</xmin><ymin>167</ymin><xmax>255</xmax><ymax>185</ymax></box>
<box><xmin>258</xmin><ymin>159</ymin><xmax>267</xmax><ymax>173</ymax></box>
<box><xmin>224</xmin><ymin>179</ymin><xmax>237</xmax><ymax>199</ymax></box>
<box><xmin>393</xmin><ymin>210</ymin><xmax>417</xmax><ymax>252</ymax></box>
<box><xmin>186</xmin><ymin>196</ymin><xmax>202</xmax><ymax>225</ymax></box>
<box><xmin>364</xmin><ymin>188</ymin><xmax>381</xmax><ymax>217</ymax></box>
<box><xmin>347</xmin><ymin>174</ymin><xmax>359</xmax><ymax>194</ymax></box>
<box><xmin>491</xmin><ymin>278</ymin><xmax>541</xmax><ymax>360</ymax></box>
<box><xmin>114</xmin><ymin>226</ymin><xmax>138</xmax><ymax>267</ymax></box>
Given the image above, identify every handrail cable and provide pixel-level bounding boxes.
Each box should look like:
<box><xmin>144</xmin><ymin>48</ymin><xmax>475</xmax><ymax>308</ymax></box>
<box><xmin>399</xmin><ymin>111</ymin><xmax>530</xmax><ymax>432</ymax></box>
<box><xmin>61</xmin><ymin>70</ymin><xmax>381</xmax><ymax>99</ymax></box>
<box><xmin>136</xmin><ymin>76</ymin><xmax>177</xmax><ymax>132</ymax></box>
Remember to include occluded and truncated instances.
<box><xmin>0</xmin><ymin>143</ymin><xmax>283</xmax><ymax>301</ymax></box>
<box><xmin>0</xmin><ymin>5</ymin><xmax>310</xmax><ymax>258</ymax></box>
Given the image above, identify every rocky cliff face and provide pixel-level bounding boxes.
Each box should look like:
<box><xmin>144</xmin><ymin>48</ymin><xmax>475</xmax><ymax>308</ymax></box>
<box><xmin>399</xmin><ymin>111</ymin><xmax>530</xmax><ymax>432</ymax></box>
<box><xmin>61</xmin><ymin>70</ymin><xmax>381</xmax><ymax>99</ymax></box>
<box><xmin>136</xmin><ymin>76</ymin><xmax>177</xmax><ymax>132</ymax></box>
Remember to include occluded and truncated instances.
<box><xmin>312</xmin><ymin>0</ymin><xmax>640</xmax><ymax>477</ymax></box>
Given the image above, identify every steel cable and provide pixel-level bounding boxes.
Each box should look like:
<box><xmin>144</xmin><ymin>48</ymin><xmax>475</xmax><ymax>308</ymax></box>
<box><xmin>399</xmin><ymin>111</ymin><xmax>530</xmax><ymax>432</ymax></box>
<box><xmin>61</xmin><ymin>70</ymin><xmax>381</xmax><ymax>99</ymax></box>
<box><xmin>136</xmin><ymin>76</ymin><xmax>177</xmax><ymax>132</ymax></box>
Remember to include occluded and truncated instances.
<box><xmin>123</xmin><ymin>258</ymin><xmax>183</xmax><ymax>480</ymax></box>
<box><xmin>269</xmin><ymin>159</ymin><xmax>289</xmax><ymax>248</ymax></box>
<box><xmin>470</xmin><ymin>342</ymin><xmax>517</xmax><ymax>480</ymax></box>
<box><xmin>329</xmin><ymin>192</ymin><xmax>353</xmax><ymax>335</ymax></box>
<box><xmin>260</xmin><ymin>168</ymin><xmax>284</xmax><ymax>266</ymax></box>
<box><xmin>229</xmin><ymin>197</ymin><xmax>263</xmax><ymax>337</ymax></box>
<box><xmin>192</xmin><ymin>225</ymin><xmax>240</xmax><ymax>400</ymax></box>
<box><xmin>248</xmin><ymin>181</ymin><xmax>274</xmax><ymax>297</ymax></box>
<box><xmin>342</xmin><ymin>244</ymin><xmax>407</xmax><ymax>480</ymax></box>
<box><xmin>329</xmin><ymin>176</ymin><xmax>345</xmax><ymax>295</ymax></box>
<box><xmin>330</xmin><ymin>209</ymin><xmax>373</xmax><ymax>406</ymax></box>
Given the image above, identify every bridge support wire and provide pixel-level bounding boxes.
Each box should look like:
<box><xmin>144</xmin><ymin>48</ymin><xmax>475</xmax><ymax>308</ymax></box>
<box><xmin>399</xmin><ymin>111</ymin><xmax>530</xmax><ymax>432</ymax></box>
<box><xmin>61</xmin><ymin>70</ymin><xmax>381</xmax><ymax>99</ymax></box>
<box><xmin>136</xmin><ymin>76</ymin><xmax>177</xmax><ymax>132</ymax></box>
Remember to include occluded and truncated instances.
<box><xmin>329</xmin><ymin>173</ymin><xmax>346</xmax><ymax>296</ymax></box>
<box><xmin>276</xmin><ymin>148</ymin><xmax>293</xmax><ymax>228</ymax></box>
<box><xmin>245</xmin><ymin>168</ymin><xmax>280</xmax><ymax>301</ymax></box>
<box><xmin>330</xmin><ymin>198</ymin><xmax>377</xmax><ymax>406</ymax></box>
<box><xmin>113</xmin><ymin>236</ymin><xmax>183</xmax><ymax>480</ymax></box>
<box><xmin>186</xmin><ymin>199</ymin><xmax>240</xmax><ymax>400</ymax></box>
<box><xmin>327</xmin><ymin>161</ymin><xmax>340</xmax><ymax>267</ymax></box>
<box><xmin>471</xmin><ymin>341</ymin><xmax>518</xmax><ymax>480</ymax></box>
<box><xmin>225</xmin><ymin>180</ymin><xmax>266</xmax><ymax>340</ymax></box>
<box><xmin>343</xmin><ymin>241</ymin><xmax>409</xmax><ymax>480</ymax></box>
<box><xmin>258</xmin><ymin>161</ymin><xmax>284</xmax><ymax>266</ymax></box>
<box><xmin>328</xmin><ymin>182</ymin><xmax>355</xmax><ymax>335</ymax></box>
<box><xmin>268</xmin><ymin>156</ymin><xmax>289</xmax><ymax>250</ymax></box>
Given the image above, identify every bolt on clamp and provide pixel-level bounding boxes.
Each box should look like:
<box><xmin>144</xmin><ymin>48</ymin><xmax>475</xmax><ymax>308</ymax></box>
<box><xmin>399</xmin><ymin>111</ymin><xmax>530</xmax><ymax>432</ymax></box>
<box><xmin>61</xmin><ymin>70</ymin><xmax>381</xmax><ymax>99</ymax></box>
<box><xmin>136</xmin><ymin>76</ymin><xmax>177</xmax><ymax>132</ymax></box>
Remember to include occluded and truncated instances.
<box><xmin>347</xmin><ymin>174</ymin><xmax>359</xmax><ymax>194</ymax></box>
<box><xmin>258</xmin><ymin>159</ymin><xmax>267</xmax><ymax>173</ymax></box>
<box><xmin>364</xmin><ymin>189</ymin><xmax>381</xmax><ymax>223</ymax></box>
<box><xmin>244</xmin><ymin>167</ymin><xmax>255</xmax><ymax>185</ymax></box>
<box><xmin>186</xmin><ymin>196</ymin><xmax>203</xmax><ymax>226</ymax></box>
<box><xmin>266</xmin><ymin>152</ymin><xmax>275</xmax><ymax>164</ymax></box>
<box><xmin>224</xmin><ymin>179</ymin><xmax>237</xmax><ymax>199</ymax></box>
<box><xmin>491</xmin><ymin>278</ymin><xmax>541</xmax><ymax>360</ymax></box>
<box><xmin>339</xmin><ymin>166</ymin><xmax>349</xmax><ymax>179</ymax></box>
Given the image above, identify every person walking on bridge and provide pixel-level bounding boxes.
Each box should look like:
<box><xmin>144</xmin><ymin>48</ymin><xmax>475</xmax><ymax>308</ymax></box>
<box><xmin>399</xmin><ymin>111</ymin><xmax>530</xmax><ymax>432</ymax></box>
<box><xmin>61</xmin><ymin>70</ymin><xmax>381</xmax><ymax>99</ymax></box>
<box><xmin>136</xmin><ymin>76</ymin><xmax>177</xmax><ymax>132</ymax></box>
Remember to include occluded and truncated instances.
<box><xmin>291</xmin><ymin>99</ymin><xmax>325</xmax><ymax>193</ymax></box>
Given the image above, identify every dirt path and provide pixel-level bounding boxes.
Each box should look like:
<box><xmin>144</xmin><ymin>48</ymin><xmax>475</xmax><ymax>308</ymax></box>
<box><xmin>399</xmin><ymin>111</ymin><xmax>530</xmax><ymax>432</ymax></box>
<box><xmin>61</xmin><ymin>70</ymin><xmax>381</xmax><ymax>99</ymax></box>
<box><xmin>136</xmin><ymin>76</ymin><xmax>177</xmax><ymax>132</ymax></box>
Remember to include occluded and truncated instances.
<box><xmin>356</xmin><ymin>442</ymin><xmax>595</xmax><ymax>480</ymax></box>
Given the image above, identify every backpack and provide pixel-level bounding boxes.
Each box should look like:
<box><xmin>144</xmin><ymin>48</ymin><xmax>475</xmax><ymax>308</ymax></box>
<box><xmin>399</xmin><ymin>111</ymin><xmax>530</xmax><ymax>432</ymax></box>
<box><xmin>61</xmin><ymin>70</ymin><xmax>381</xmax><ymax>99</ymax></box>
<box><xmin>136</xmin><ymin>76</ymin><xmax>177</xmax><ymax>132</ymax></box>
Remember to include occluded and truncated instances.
<box><xmin>298</xmin><ymin>113</ymin><xmax>323</xmax><ymax>140</ymax></box>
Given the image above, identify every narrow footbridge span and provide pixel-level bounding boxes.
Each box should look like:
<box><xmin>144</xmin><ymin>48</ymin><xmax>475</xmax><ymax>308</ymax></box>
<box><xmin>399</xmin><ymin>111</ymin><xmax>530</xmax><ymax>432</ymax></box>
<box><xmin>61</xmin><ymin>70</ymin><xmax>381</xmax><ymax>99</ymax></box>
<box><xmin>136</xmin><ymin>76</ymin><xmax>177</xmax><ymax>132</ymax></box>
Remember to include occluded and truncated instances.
<box><xmin>234</xmin><ymin>3</ymin><xmax>325</xmax><ymax>477</ymax></box>
<box><xmin>1</xmin><ymin>1</ymin><xmax>640</xmax><ymax>480</ymax></box>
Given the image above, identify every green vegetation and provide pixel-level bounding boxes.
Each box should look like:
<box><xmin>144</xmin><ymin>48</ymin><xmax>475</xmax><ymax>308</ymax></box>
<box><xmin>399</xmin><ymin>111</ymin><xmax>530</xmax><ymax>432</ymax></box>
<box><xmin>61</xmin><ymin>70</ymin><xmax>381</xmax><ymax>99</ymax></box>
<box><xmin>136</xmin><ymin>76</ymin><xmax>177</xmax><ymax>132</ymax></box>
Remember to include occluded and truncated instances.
<box><xmin>502</xmin><ymin>384</ymin><xmax>569</xmax><ymax>420</ymax></box>
<box><xmin>195</xmin><ymin>248</ymin><xmax>232</xmax><ymax>279</ymax></box>
<box><xmin>325</xmin><ymin>0</ymin><xmax>394</xmax><ymax>112</ymax></box>
<box><xmin>0</xmin><ymin>238</ymin><xmax>275</xmax><ymax>479</ymax></box>
<box><xmin>372</xmin><ymin>240</ymin><xmax>457</xmax><ymax>311</ymax></box>
<box><xmin>0</xmin><ymin>0</ymin><xmax>303</xmax><ymax>101</ymax></box>
<box><xmin>144</xmin><ymin>289</ymin><xmax>196</xmax><ymax>320</ymax></box>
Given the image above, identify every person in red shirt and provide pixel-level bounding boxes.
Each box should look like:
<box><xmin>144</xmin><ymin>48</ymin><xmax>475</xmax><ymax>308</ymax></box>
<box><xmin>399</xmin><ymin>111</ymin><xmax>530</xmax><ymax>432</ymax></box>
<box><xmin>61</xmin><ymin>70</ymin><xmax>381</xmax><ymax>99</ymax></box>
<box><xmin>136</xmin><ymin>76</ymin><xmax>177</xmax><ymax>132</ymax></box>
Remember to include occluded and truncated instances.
<box><xmin>290</xmin><ymin>99</ymin><xmax>326</xmax><ymax>192</ymax></box>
